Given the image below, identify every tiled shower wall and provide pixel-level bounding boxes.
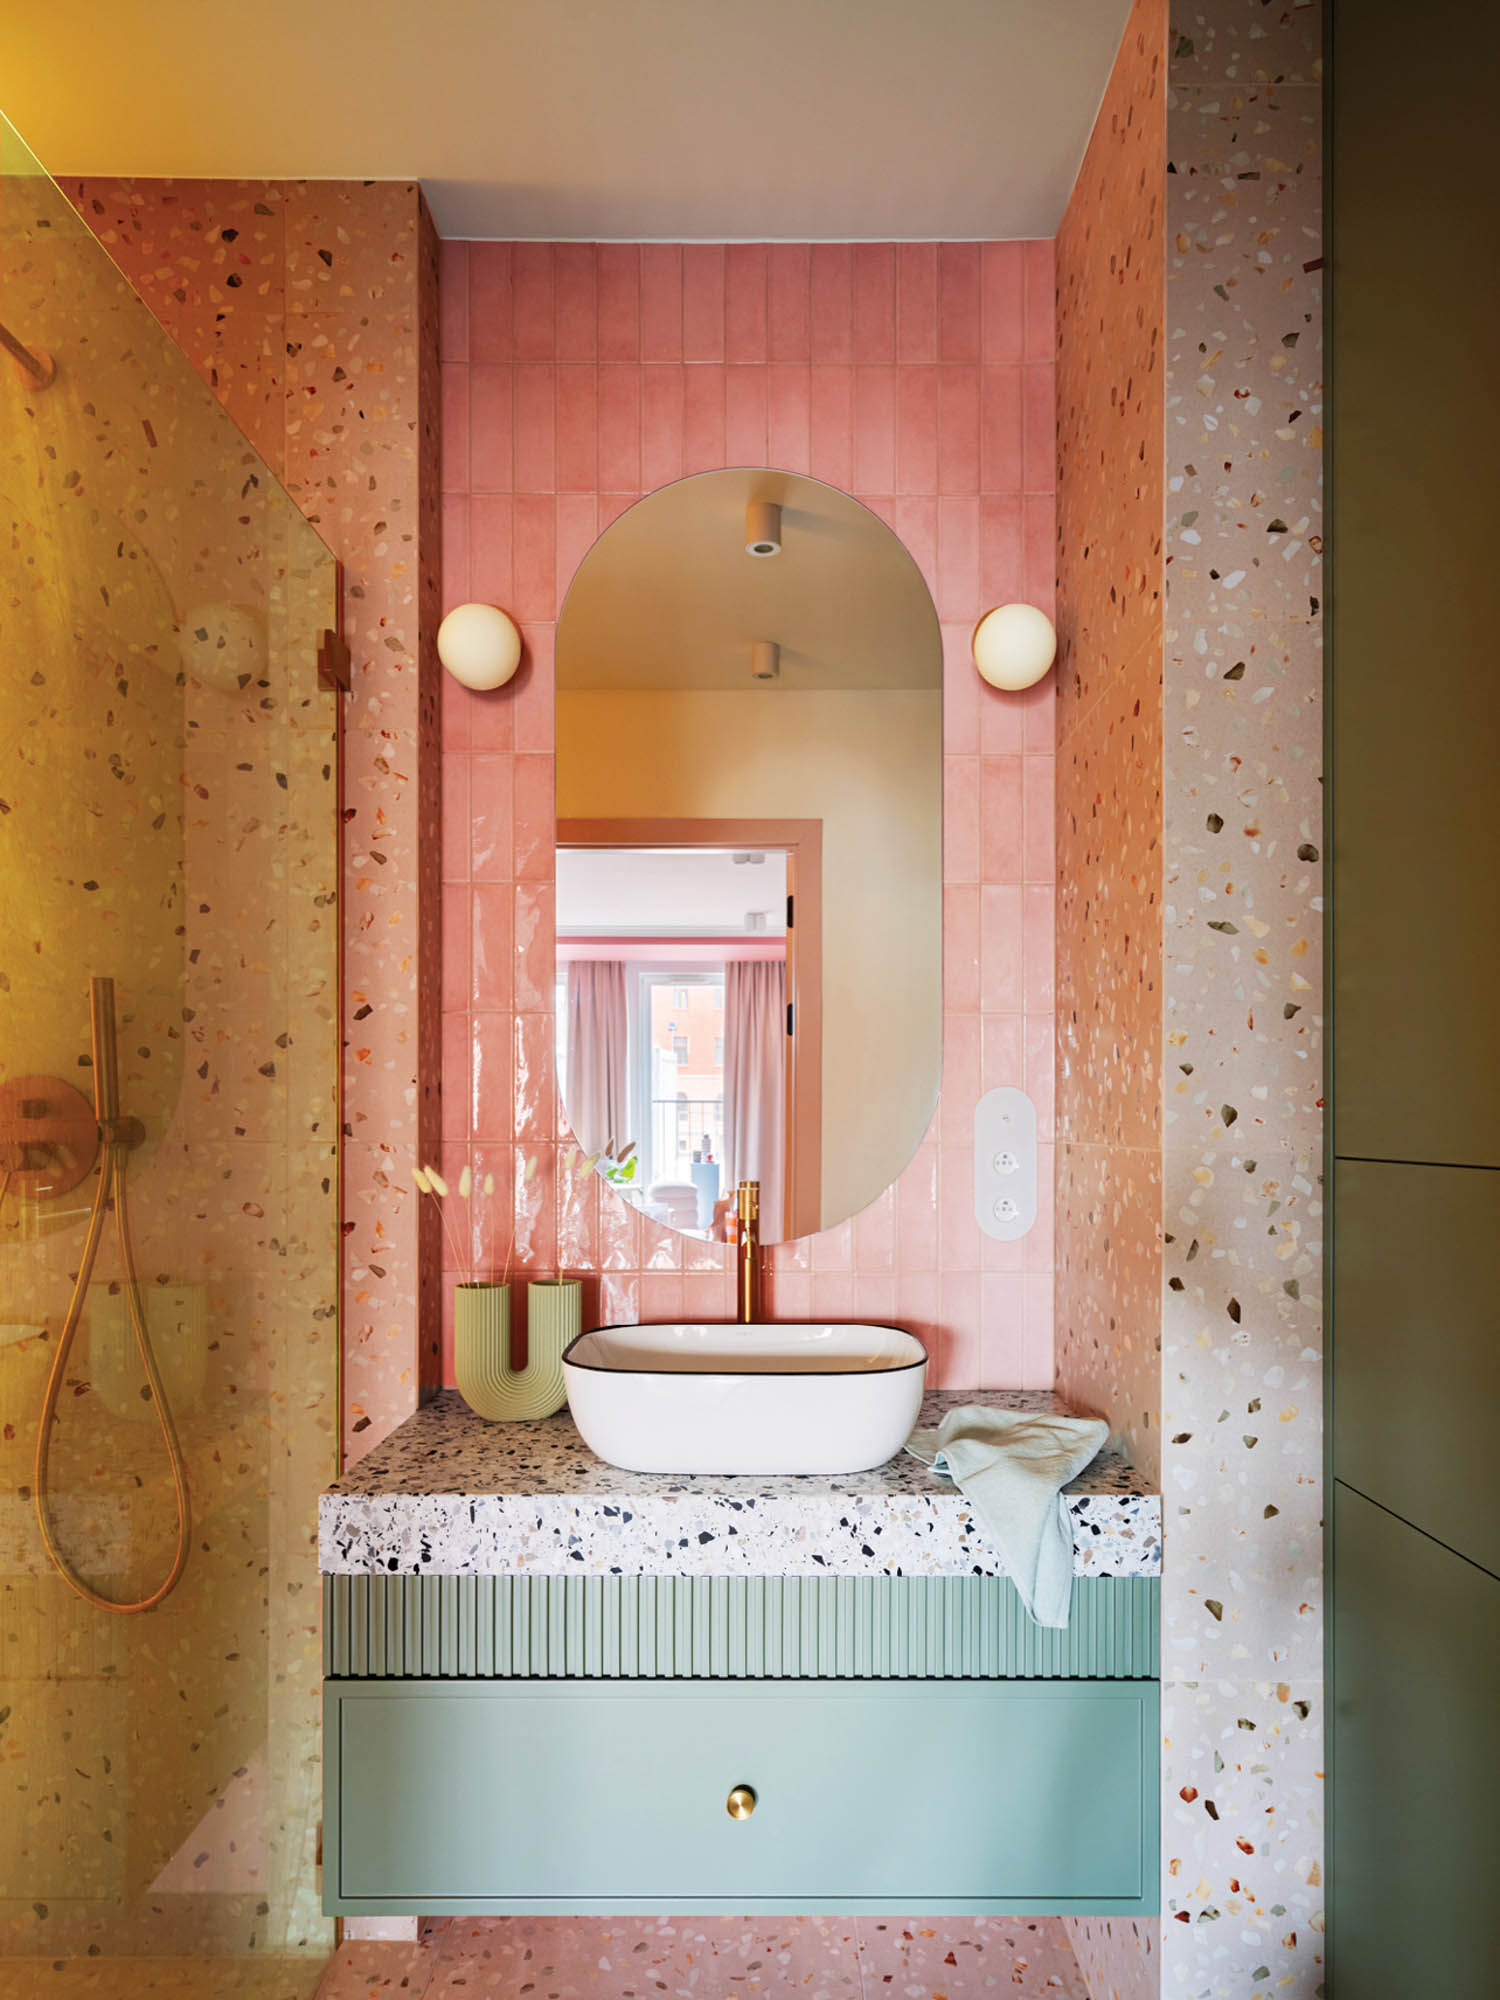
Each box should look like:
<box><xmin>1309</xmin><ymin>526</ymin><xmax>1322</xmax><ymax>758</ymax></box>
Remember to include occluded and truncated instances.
<box><xmin>68</xmin><ymin>178</ymin><xmax>445</xmax><ymax>1465</ymax></box>
<box><xmin>1054</xmin><ymin>1</ymin><xmax>1326</xmax><ymax>1994</ymax></box>
<box><xmin>438</xmin><ymin>240</ymin><xmax>1059</xmax><ymax>1387</ymax></box>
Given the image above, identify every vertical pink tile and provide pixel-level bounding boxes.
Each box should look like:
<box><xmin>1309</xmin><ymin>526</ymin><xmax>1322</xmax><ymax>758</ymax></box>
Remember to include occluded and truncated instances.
<box><xmin>513</xmin><ymin>880</ymin><xmax>554</xmax><ymax>1012</ymax></box>
<box><xmin>469</xmin><ymin>677</ymin><xmax>513</xmax><ymax>754</ymax></box>
<box><xmin>766</xmin><ymin>1268</ymin><xmax>812</xmax><ymax>1321</ymax></box>
<box><xmin>641</xmin><ymin>364</ymin><xmax>685</xmax><ymax>489</ymax></box>
<box><xmin>938</xmin><ymin>1153</ymin><xmax>982</xmax><ymax>1271</ymax></box>
<box><xmin>938</xmin><ymin>495</ymin><xmax>980</xmax><ymax>620</ymax></box>
<box><xmin>442</xmin><ymin>1010</ymin><xmax>470</xmax><ymax>1142</ymax></box>
<box><xmin>937</xmin><ymin>365</ymin><xmax>980</xmax><ymax>494</ymax></box>
<box><xmin>1024</xmin><ymin>1013</ymin><xmax>1055</xmax><ymax>1141</ymax></box>
<box><xmin>896</xmin><ymin>367</ymin><xmax>938</xmax><ymax>493</ymax></box>
<box><xmin>1023</xmin><ymin>238</ymin><xmax>1055</xmax><ymax>362</ymax></box>
<box><xmin>511</xmin><ymin>1141</ymin><xmax>557</xmax><ymax>1275</ymax></box>
<box><xmin>1022</xmin><ymin>883</ymin><xmax>1055</xmax><ymax>1011</ymax></box>
<box><xmin>767</xmin><ymin>364</ymin><xmax>811</xmax><ymax>472</ymax></box>
<box><xmin>442</xmin><ymin>493</ymin><xmax>471</xmax><ymax>621</ymax></box>
<box><xmin>1023</xmin><ymin>753</ymin><xmax>1055</xmax><ymax>883</ymax></box>
<box><xmin>724</xmin><ymin>245</ymin><xmax>767</xmax><ymax>362</ymax></box>
<box><xmin>597</xmin><ymin>366</ymin><xmax>642</xmax><ymax>489</ymax></box>
<box><xmin>724</xmin><ymin>366</ymin><xmax>768</xmax><ymax>464</ymax></box>
<box><xmin>683</xmin><ymin>1267</ymin><xmax>733</xmax><ymax>1322</ymax></box>
<box><xmin>980</xmin><ymin>367</ymin><xmax>1023</xmax><ymax>493</ymax></box>
<box><xmin>469</xmin><ymin>242</ymin><xmax>512</xmax><ymax>362</ymax></box>
<box><xmin>853</xmin><ymin>244</ymin><xmax>896</xmax><ymax>363</ymax></box>
<box><xmin>639</xmin><ymin>245</ymin><xmax>683</xmax><ymax>361</ymax></box>
<box><xmin>513</xmin><ymin>363</ymin><xmax>556</xmax><ymax>491</ymax></box>
<box><xmin>597</xmin><ymin>245</ymin><xmax>640</xmax><ymax>362</ymax></box>
<box><xmin>939</xmin><ymin>1273</ymin><xmax>983</xmax><ymax>1386</ymax></box>
<box><xmin>943</xmin><ymin>885</ymin><xmax>981</xmax><ymax>1013</ymax></box>
<box><xmin>440</xmin><ymin>240</ymin><xmax>469</xmax><ymax>361</ymax></box>
<box><xmin>513</xmin><ymin>1010</ymin><xmax>557</xmax><ymax>1141</ymax></box>
<box><xmin>598</xmin><ymin>1185</ymin><xmax>641</xmax><ymax>1271</ymax></box>
<box><xmin>980</xmin><ymin>754</ymin><xmax>1024</xmax><ymax>881</ymax></box>
<box><xmin>441</xmin><ymin>362</ymin><xmax>470</xmax><ymax>491</ymax></box>
<box><xmin>683</xmin><ymin>364</ymin><xmax>726</xmax><ymax>473</ymax></box>
<box><xmin>515</xmin><ymin>625</ymin><xmax>555</xmax><ymax>748</ymax></box>
<box><xmin>512</xmin><ymin>753</ymin><xmax>553</xmax><ymax>879</ymax></box>
<box><xmin>979</xmin><ymin>493</ymin><xmax>1025</xmax><ymax>608</ymax></box>
<box><xmin>1022</xmin><ymin>363</ymin><xmax>1055</xmax><ymax>492</ymax></box>
<box><xmin>1023</xmin><ymin>1145</ymin><xmax>1054</xmax><ymax>1276</ymax></box>
<box><xmin>809</xmin><ymin>365</ymin><xmax>853</xmax><ymax>490</ymax></box>
<box><xmin>469</xmin><ymin>751</ymin><xmax>514</xmax><ymax>882</ymax></box>
<box><xmin>896</xmin><ymin>244</ymin><xmax>938</xmax><ymax>363</ymax></box>
<box><xmin>640</xmin><ymin>1270</ymin><xmax>685</xmax><ymax>1322</ymax></box>
<box><xmin>980</xmin><ymin>1274</ymin><xmax>1026</xmax><ymax>1385</ymax></box>
<box><xmin>442</xmin><ymin>883</ymin><xmax>471</xmax><ymax>1012</ymax></box>
<box><xmin>938</xmin><ymin>243</ymin><xmax>981</xmax><ymax>364</ymax></box>
<box><xmin>511</xmin><ymin>243</ymin><xmax>555</xmax><ymax>361</ymax></box>
<box><xmin>1020</xmin><ymin>1270</ymin><xmax>1054</xmax><ymax>1389</ymax></box>
<box><xmin>938</xmin><ymin>1010</ymin><xmax>981</xmax><ymax>1145</ymax></box>
<box><xmin>810</xmin><ymin>244</ymin><xmax>852</xmax><ymax>362</ymax></box>
<box><xmin>896</xmin><ymin>1147</ymin><xmax>940</xmax><ymax>1272</ymax></box>
<box><xmin>980</xmin><ymin>242</ymin><xmax>1024</xmax><ymax>364</ymax></box>
<box><xmin>852</xmin><ymin>1185</ymin><xmax>896</xmax><ymax>1273</ymax></box>
<box><xmin>558</xmin><ymin>1153</ymin><xmax>601</xmax><ymax>1273</ymax></box>
<box><xmin>682</xmin><ymin>245</ymin><xmax>725</xmax><ymax>361</ymax></box>
<box><xmin>1023</xmin><ymin>492</ymin><xmax>1057</xmax><ymax>618</ymax></box>
<box><xmin>981</xmin><ymin>1011</ymin><xmax>1025</xmax><ymax>1092</ymax></box>
<box><xmin>555</xmin><ymin>365</ymin><xmax>598</xmax><ymax>491</ymax></box>
<box><xmin>1020</xmin><ymin>673</ymin><xmax>1056</xmax><ymax>755</ymax></box>
<box><xmin>642</xmin><ymin>1217</ymin><xmax>683</xmax><ymax>1273</ymax></box>
<box><xmin>556</xmin><ymin>493</ymin><xmax>598</xmax><ymax>604</ymax></box>
<box><xmin>512</xmin><ymin>493</ymin><xmax>556</xmax><ymax>620</ymax></box>
<box><xmin>767</xmin><ymin>244</ymin><xmax>810</xmax><ymax>361</ymax></box>
<box><xmin>469</xmin><ymin>494</ymin><xmax>512</xmax><ymax>604</ymax></box>
<box><xmin>941</xmin><ymin>622</ymin><xmax>980</xmax><ymax>755</ymax></box>
<box><xmin>469</xmin><ymin>364</ymin><xmax>513</xmax><ymax>492</ymax></box>
<box><xmin>471</xmin><ymin>1011</ymin><xmax>515</xmax><ymax>1140</ymax></box>
<box><xmin>554</xmin><ymin>243</ymin><xmax>597</xmax><ymax>362</ymax></box>
<box><xmin>944</xmin><ymin>754</ymin><xmax>981</xmax><ymax>883</ymax></box>
<box><xmin>442</xmin><ymin>751</ymin><xmax>471</xmax><ymax>882</ymax></box>
<box><xmin>811</xmin><ymin>1218</ymin><xmax>854</xmax><ymax>1273</ymax></box>
<box><xmin>852</xmin><ymin>366</ymin><xmax>896</xmax><ymax>493</ymax></box>
<box><xmin>810</xmin><ymin>1270</ymin><xmax>855</xmax><ymax>1321</ymax></box>
<box><xmin>980</xmin><ymin>883</ymin><xmax>1024</xmax><ymax>1013</ymax></box>
<box><xmin>471</xmin><ymin>884</ymin><xmax>514</xmax><ymax>1013</ymax></box>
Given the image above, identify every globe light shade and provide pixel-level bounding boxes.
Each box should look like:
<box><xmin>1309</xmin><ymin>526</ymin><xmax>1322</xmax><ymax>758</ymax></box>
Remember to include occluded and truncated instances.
<box><xmin>437</xmin><ymin>602</ymin><xmax>523</xmax><ymax>691</ymax></box>
<box><xmin>971</xmin><ymin>603</ymin><xmax>1057</xmax><ymax>691</ymax></box>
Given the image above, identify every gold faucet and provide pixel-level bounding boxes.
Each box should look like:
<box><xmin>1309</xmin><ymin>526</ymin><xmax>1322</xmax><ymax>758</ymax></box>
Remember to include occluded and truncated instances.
<box><xmin>735</xmin><ymin>1179</ymin><xmax>761</xmax><ymax>1324</ymax></box>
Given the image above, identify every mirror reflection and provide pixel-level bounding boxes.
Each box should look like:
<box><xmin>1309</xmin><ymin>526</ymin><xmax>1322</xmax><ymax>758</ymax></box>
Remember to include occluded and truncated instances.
<box><xmin>555</xmin><ymin>469</ymin><xmax>942</xmax><ymax>1246</ymax></box>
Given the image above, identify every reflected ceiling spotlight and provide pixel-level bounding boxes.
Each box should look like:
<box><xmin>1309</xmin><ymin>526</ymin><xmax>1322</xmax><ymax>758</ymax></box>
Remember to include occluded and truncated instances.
<box><xmin>437</xmin><ymin>602</ymin><xmax>523</xmax><ymax>690</ymax></box>
<box><xmin>971</xmin><ymin>603</ymin><xmax>1057</xmax><ymax>691</ymax></box>
<box><xmin>745</xmin><ymin>501</ymin><xmax>782</xmax><ymax>557</ymax></box>
<box><xmin>750</xmin><ymin>640</ymin><xmax>780</xmax><ymax>682</ymax></box>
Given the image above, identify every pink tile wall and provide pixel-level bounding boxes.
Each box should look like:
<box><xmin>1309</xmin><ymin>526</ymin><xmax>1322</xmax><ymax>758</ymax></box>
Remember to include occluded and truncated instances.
<box><xmin>439</xmin><ymin>240</ymin><xmax>1057</xmax><ymax>1388</ymax></box>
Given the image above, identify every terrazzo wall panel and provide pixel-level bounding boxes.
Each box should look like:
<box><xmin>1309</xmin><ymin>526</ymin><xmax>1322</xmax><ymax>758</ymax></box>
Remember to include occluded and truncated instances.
<box><xmin>437</xmin><ymin>239</ymin><xmax>1059</xmax><ymax>1389</ymax></box>
<box><xmin>67</xmin><ymin>177</ymin><xmax>446</xmax><ymax>1465</ymax></box>
<box><xmin>1160</xmin><ymin>2</ymin><xmax>1325</xmax><ymax>1992</ymax></box>
<box><xmin>1053</xmin><ymin>4</ymin><xmax>1166</xmax><ymax>1993</ymax></box>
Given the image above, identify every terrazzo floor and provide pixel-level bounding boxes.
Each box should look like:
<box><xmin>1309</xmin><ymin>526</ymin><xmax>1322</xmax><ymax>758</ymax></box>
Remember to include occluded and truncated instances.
<box><xmin>314</xmin><ymin>1917</ymin><xmax>1088</xmax><ymax>1998</ymax></box>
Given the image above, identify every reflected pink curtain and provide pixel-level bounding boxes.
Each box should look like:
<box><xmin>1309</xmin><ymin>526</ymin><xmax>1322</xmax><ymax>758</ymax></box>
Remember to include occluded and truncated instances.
<box><xmin>565</xmin><ymin>961</ymin><xmax>629</xmax><ymax>1158</ymax></box>
<box><xmin>724</xmin><ymin>958</ymin><xmax>787</xmax><ymax>1245</ymax></box>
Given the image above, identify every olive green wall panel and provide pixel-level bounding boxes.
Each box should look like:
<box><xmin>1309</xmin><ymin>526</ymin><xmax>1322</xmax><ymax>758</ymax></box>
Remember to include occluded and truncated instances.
<box><xmin>1331</xmin><ymin>1485</ymin><xmax>1500</xmax><ymax>1998</ymax></box>
<box><xmin>323</xmin><ymin>1573</ymin><xmax>1159</xmax><ymax>1681</ymax></box>
<box><xmin>1331</xmin><ymin>1160</ymin><xmax>1500</xmax><ymax>1579</ymax></box>
<box><xmin>325</xmin><ymin>1677</ymin><xmax>1160</xmax><ymax>1917</ymax></box>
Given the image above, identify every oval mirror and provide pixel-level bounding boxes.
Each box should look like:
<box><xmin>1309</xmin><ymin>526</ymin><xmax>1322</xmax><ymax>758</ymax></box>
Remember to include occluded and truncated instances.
<box><xmin>555</xmin><ymin>469</ymin><xmax>942</xmax><ymax>1246</ymax></box>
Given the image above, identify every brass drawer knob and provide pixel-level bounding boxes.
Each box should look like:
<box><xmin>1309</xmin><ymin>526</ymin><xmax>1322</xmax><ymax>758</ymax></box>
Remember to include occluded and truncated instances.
<box><xmin>726</xmin><ymin>1784</ymin><xmax>757</xmax><ymax>1820</ymax></box>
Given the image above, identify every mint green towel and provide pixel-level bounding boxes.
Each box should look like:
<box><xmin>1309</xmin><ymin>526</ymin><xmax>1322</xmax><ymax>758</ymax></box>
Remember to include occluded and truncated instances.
<box><xmin>906</xmin><ymin>1406</ymin><xmax>1109</xmax><ymax>1628</ymax></box>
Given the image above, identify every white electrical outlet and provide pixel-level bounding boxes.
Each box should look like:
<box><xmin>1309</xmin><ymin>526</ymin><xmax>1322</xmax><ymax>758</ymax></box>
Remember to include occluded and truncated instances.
<box><xmin>973</xmin><ymin>1087</ymin><xmax>1038</xmax><ymax>1241</ymax></box>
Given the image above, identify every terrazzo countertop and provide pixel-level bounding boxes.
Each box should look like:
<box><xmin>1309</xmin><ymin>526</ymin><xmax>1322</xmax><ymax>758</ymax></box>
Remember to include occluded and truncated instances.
<box><xmin>320</xmin><ymin>1390</ymin><xmax>1161</xmax><ymax>1581</ymax></box>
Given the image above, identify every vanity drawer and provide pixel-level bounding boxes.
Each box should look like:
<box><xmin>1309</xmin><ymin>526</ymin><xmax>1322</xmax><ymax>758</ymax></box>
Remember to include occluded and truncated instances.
<box><xmin>325</xmin><ymin>1678</ymin><xmax>1158</xmax><ymax>1915</ymax></box>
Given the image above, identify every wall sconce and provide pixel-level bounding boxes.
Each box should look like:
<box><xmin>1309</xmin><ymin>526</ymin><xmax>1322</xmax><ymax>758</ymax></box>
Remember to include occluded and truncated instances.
<box><xmin>437</xmin><ymin>602</ymin><xmax>522</xmax><ymax>690</ymax></box>
<box><xmin>971</xmin><ymin>603</ymin><xmax>1057</xmax><ymax>691</ymax></box>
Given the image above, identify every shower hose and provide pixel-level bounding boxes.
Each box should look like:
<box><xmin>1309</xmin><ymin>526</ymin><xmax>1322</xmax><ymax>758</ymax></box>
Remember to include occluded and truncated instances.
<box><xmin>33</xmin><ymin>977</ymin><xmax>191</xmax><ymax>1614</ymax></box>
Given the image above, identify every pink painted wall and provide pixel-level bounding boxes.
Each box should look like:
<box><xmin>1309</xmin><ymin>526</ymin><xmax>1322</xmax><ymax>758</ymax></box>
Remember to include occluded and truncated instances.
<box><xmin>438</xmin><ymin>240</ymin><xmax>1057</xmax><ymax>1387</ymax></box>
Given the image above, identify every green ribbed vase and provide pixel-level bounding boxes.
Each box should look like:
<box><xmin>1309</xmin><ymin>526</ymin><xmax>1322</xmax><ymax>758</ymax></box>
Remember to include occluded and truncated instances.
<box><xmin>453</xmin><ymin>1280</ymin><xmax>575</xmax><ymax>1423</ymax></box>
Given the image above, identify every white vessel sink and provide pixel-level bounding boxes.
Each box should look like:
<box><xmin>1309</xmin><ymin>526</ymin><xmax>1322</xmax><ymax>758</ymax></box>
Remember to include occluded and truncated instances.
<box><xmin>562</xmin><ymin>1322</ymin><xmax>928</xmax><ymax>1476</ymax></box>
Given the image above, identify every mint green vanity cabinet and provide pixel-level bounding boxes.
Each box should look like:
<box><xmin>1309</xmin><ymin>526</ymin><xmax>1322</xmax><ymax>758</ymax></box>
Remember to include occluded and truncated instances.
<box><xmin>325</xmin><ymin>1677</ymin><xmax>1159</xmax><ymax>1916</ymax></box>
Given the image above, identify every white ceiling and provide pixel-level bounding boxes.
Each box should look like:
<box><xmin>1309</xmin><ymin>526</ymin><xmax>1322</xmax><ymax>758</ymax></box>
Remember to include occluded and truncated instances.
<box><xmin>557</xmin><ymin>847</ymin><xmax>788</xmax><ymax>935</ymax></box>
<box><xmin>0</xmin><ymin>0</ymin><xmax>1130</xmax><ymax>241</ymax></box>
<box><xmin>557</xmin><ymin>469</ymin><xmax>942</xmax><ymax>693</ymax></box>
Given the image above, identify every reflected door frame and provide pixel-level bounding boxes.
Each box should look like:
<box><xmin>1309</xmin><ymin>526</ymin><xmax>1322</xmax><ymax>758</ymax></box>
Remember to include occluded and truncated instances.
<box><xmin>557</xmin><ymin>817</ymin><xmax>822</xmax><ymax>1243</ymax></box>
